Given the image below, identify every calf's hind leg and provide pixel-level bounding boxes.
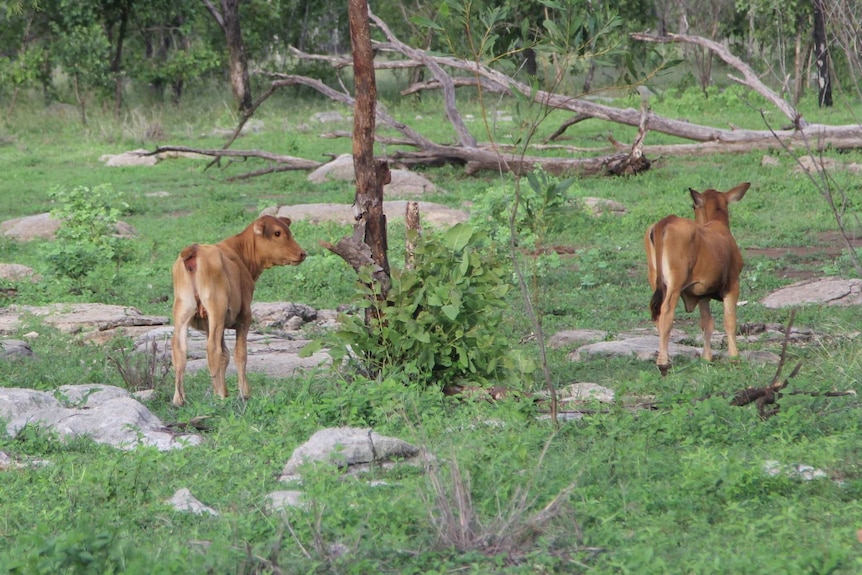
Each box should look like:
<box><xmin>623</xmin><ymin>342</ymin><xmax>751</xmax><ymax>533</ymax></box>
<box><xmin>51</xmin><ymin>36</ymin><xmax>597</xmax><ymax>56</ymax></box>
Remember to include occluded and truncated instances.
<box><xmin>655</xmin><ymin>289</ymin><xmax>681</xmax><ymax>376</ymax></box>
<box><xmin>171</xmin><ymin>301</ymin><xmax>197</xmax><ymax>407</ymax></box>
<box><xmin>234</xmin><ymin>322</ymin><xmax>251</xmax><ymax>400</ymax></box>
<box><xmin>698</xmin><ymin>299</ymin><xmax>715</xmax><ymax>362</ymax></box>
<box><xmin>205</xmin><ymin>321</ymin><xmax>230</xmax><ymax>399</ymax></box>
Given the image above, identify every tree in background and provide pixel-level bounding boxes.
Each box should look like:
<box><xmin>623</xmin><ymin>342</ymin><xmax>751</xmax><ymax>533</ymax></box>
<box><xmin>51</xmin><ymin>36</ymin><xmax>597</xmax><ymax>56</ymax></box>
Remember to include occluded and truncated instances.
<box><xmin>3</xmin><ymin>0</ymin><xmax>862</xmax><ymax>117</ymax></box>
<box><xmin>812</xmin><ymin>0</ymin><xmax>832</xmax><ymax>106</ymax></box>
<box><xmin>202</xmin><ymin>0</ymin><xmax>252</xmax><ymax>111</ymax></box>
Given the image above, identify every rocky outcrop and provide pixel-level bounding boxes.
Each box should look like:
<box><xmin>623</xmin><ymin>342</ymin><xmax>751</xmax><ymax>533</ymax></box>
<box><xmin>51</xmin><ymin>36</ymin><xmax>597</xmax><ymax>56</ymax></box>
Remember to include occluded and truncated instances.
<box><xmin>0</xmin><ymin>384</ymin><xmax>201</xmax><ymax>451</ymax></box>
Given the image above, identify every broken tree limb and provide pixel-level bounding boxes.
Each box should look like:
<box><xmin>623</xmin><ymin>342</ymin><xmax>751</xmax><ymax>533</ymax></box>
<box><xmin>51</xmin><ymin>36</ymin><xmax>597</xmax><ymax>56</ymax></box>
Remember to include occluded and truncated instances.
<box><xmin>369</xmin><ymin>9</ymin><xmax>477</xmax><ymax>148</ymax></box>
<box><xmin>545</xmin><ymin>113</ymin><xmax>593</xmax><ymax>143</ymax></box>
<box><xmin>605</xmin><ymin>88</ymin><xmax>652</xmax><ymax>176</ymax></box>
<box><xmin>731</xmin><ymin>311</ymin><xmax>802</xmax><ymax>419</ymax></box>
<box><xmin>631</xmin><ymin>32</ymin><xmax>807</xmax><ymax>130</ymax></box>
<box><xmin>149</xmin><ymin>145</ymin><xmax>322</xmax><ymax>170</ymax></box>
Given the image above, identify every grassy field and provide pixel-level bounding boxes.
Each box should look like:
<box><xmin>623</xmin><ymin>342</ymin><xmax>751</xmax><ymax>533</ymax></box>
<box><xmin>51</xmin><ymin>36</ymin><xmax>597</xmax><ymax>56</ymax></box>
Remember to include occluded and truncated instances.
<box><xmin>0</xmin><ymin>82</ymin><xmax>861</xmax><ymax>574</ymax></box>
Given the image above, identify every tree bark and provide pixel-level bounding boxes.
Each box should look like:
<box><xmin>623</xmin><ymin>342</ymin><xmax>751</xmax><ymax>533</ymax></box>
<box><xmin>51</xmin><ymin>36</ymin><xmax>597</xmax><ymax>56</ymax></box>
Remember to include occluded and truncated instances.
<box><xmin>202</xmin><ymin>0</ymin><xmax>253</xmax><ymax>112</ymax></box>
<box><xmin>107</xmin><ymin>1</ymin><xmax>131</xmax><ymax>119</ymax></box>
<box><xmin>322</xmin><ymin>0</ymin><xmax>393</xmax><ymax>318</ymax></box>
<box><xmin>813</xmin><ymin>0</ymin><xmax>833</xmax><ymax>107</ymax></box>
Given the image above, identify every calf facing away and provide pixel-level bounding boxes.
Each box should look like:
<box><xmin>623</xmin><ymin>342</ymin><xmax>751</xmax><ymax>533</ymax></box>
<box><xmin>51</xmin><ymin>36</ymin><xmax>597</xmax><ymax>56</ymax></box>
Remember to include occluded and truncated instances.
<box><xmin>171</xmin><ymin>215</ymin><xmax>306</xmax><ymax>406</ymax></box>
<box><xmin>644</xmin><ymin>183</ymin><xmax>750</xmax><ymax>375</ymax></box>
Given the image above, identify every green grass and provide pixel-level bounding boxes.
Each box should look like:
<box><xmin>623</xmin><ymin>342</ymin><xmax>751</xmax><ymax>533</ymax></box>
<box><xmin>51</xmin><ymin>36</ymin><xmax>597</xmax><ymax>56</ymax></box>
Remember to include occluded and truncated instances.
<box><xmin>1</xmin><ymin>83</ymin><xmax>862</xmax><ymax>573</ymax></box>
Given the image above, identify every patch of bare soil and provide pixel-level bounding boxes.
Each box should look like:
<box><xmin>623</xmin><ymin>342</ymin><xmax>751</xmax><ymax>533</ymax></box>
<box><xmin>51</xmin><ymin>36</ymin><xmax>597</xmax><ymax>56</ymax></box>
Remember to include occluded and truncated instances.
<box><xmin>746</xmin><ymin>231</ymin><xmax>862</xmax><ymax>281</ymax></box>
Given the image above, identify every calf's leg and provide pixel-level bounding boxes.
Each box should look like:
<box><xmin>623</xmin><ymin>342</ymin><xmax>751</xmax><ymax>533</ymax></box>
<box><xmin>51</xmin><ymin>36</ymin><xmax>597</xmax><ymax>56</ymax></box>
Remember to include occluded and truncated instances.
<box><xmin>723</xmin><ymin>287</ymin><xmax>740</xmax><ymax>359</ymax></box>
<box><xmin>698</xmin><ymin>299</ymin><xmax>715</xmax><ymax>361</ymax></box>
<box><xmin>655</xmin><ymin>289</ymin><xmax>680</xmax><ymax>376</ymax></box>
<box><xmin>171</xmin><ymin>302</ymin><xmax>197</xmax><ymax>407</ymax></box>
<box><xmin>234</xmin><ymin>322</ymin><xmax>251</xmax><ymax>400</ymax></box>
<box><xmin>206</xmin><ymin>321</ymin><xmax>230</xmax><ymax>399</ymax></box>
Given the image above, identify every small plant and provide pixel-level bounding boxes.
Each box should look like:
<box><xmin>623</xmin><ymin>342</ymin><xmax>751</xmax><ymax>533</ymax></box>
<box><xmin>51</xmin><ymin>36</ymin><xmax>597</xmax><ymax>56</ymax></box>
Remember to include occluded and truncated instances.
<box><xmin>419</xmin><ymin>434</ymin><xmax>579</xmax><ymax>562</ymax></box>
<box><xmin>41</xmin><ymin>184</ymin><xmax>132</xmax><ymax>283</ymax></box>
<box><xmin>308</xmin><ymin>223</ymin><xmax>534</xmax><ymax>388</ymax></box>
<box><xmin>106</xmin><ymin>338</ymin><xmax>171</xmax><ymax>392</ymax></box>
<box><xmin>470</xmin><ymin>170</ymin><xmax>579</xmax><ymax>251</ymax></box>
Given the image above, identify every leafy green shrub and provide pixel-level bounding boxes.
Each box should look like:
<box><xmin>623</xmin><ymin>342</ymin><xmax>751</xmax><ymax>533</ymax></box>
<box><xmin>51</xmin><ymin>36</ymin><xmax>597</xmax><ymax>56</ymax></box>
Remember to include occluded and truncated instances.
<box><xmin>469</xmin><ymin>169</ymin><xmax>579</xmax><ymax>250</ymax></box>
<box><xmin>310</xmin><ymin>223</ymin><xmax>534</xmax><ymax>387</ymax></box>
<box><xmin>41</xmin><ymin>184</ymin><xmax>132</xmax><ymax>283</ymax></box>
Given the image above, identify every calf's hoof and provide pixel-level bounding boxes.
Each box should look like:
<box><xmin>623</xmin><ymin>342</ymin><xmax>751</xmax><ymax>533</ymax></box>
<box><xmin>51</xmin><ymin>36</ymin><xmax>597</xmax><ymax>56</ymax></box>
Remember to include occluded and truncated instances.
<box><xmin>657</xmin><ymin>363</ymin><xmax>670</xmax><ymax>377</ymax></box>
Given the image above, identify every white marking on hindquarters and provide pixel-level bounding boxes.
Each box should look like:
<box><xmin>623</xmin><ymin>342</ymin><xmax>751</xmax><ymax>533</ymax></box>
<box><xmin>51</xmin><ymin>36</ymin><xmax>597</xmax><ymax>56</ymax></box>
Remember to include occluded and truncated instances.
<box><xmin>660</xmin><ymin>239</ymin><xmax>674</xmax><ymax>294</ymax></box>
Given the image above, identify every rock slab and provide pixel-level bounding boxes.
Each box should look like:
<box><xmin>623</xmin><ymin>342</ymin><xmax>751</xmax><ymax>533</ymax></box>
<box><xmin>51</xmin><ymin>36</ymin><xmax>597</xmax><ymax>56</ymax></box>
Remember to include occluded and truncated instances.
<box><xmin>0</xmin><ymin>384</ymin><xmax>201</xmax><ymax>450</ymax></box>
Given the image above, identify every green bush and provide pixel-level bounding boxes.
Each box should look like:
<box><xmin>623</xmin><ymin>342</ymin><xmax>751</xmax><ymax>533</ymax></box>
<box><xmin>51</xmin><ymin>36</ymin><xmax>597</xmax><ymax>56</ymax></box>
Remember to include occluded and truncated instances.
<box><xmin>41</xmin><ymin>184</ymin><xmax>132</xmax><ymax>283</ymax></box>
<box><xmin>469</xmin><ymin>169</ymin><xmax>579</xmax><ymax>250</ymax></box>
<box><xmin>311</xmin><ymin>223</ymin><xmax>534</xmax><ymax>387</ymax></box>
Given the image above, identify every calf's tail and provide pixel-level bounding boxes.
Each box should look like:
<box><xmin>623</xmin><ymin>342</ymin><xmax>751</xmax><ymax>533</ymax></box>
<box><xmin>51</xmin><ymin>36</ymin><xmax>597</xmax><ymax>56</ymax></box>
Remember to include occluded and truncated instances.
<box><xmin>648</xmin><ymin>225</ymin><xmax>665</xmax><ymax>321</ymax></box>
<box><xmin>179</xmin><ymin>244</ymin><xmax>207</xmax><ymax>319</ymax></box>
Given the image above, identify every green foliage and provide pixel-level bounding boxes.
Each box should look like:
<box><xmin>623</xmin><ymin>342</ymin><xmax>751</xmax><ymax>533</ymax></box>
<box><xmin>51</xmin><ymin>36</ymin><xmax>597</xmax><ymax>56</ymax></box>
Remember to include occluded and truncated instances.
<box><xmin>3</xmin><ymin>78</ymin><xmax>862</xmax><ymax>574</ymax></box>
<box><xmin>49</xmin><ymin>19</ymin><xmax>111</xmax><ymax>95</ymax></box>
<box><xmin>315</xmin><ymin>223</ymin><xmax>533</xmax><ymax>387</ymax></box>
<box><xmin>5</xmin><ymin>528</ymin><xmax>136</xmax><ymax>575</ymax></box>
<box><xmin>469</xmin><ymin>169</ymin><xmax>579</xmax><ymax>250</ymax></box>
<box><xmin>41</xmin><ymin>184</ymin><xmax>132</xmax><ymax>283</ymax></box>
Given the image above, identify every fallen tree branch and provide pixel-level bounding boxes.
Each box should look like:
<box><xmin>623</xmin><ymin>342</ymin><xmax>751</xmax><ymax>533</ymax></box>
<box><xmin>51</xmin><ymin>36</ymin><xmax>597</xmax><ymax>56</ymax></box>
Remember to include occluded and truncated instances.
<box><xmin>369</xmin><ymin>9</ymin><xmax>477</xmax><ymax>148</ymax></box>
<box><xmin>631</xmin><ymin>32</ymin><xmax>806</xmax><ymax>129</ymax></box>
<box><xmin>149</xmin><ymin>145</ymin><xmax>322</xmax><ymax>170</ymax></box>
<box><xmin>730</xmin><ymin>311</ymin><xmax>802</xmax><ymax>419</ymax></box>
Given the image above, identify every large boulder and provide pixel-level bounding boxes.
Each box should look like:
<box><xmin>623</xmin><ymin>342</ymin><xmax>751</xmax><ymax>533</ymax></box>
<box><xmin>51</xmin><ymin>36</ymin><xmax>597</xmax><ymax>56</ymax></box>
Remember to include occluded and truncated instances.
<box><xmin>307</xmin><ymin>154</ymin><xmax>443</xmax><ymax>195</ymax></box>
<box><xmin>279</xmin><ymin>427</ymin><xmax>421</xmax><ymax>482</ymax></box>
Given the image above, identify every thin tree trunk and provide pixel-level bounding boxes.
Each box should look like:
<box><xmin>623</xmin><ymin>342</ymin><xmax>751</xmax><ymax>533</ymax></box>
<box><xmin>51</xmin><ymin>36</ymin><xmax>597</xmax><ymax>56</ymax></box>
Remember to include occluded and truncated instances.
<box><xmin>110</xmin><ymin>3</ymin><xmax>130</xmax><ymax>119</ymax></box>
<box><xmin>813</xmin><ymin>0</ymin><xmax>833</xmax><ymax>107</ymax></box>
<box><xmin>202</xmin><ymin>0</ymin><xmax>253</xmax><ymax>112</ymax></box>
<box><xmin>323</xmin><ymin>0</ymin><xmax>392</xmax><ymax>321</ymax></box>
<box><xmin>793</xmin><ymin>28</ymin><xmax>805</xmax><ymax>105</ymax></box>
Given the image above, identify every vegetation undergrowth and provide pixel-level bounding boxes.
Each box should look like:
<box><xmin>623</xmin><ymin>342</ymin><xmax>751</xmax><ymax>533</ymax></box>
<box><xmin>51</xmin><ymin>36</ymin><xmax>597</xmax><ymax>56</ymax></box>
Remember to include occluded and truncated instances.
<box><xmin>2</xmin><ymin>19</ymin><xmax>862</xmax><ymax>575</ymax></box>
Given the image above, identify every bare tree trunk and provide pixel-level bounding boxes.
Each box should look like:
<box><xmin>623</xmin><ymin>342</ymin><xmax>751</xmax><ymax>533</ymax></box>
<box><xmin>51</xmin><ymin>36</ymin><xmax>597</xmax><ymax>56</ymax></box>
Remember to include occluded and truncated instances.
<box><xmin>108</xmin><ymin>1</ymin><xmax>131</xmax><ymax>119</ymax></box>
<box><xmin>202</xmin><ymin>0</ymin><xmax>253</xmax><ymax>112</ymax></box>
<box><xmin>813</xmin><ymin>0</ymin><xmax>833</xmax><ymax>107</ymax></box>
<box><xmin>320</xmin><ymin>0</ymin><xmax>392</xmax><ymax>322</ymax></box>
<box><xmin>792</xmin><ymin>27</ymin><xmax>805</xmax><ymax>105</ymax></box>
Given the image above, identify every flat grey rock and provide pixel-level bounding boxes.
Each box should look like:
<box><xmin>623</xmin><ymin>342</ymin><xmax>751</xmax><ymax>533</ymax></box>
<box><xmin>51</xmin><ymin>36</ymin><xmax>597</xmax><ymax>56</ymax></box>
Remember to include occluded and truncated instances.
<box><xmin>547</xmin><ymin>329</ymin><xmax>608</xmax><ymax>350</ymax></box>
<box><xmin>569</xmin><ymin>336</ymin><xmax>702</xmax><ymax>362</ymax></box>
<box><xmin>0</xmin><ymin>385</ymin><xmax>201</xmax><ymax>450</ymax></box>
<box><xmin>761</xmin><ymin>277</ymin><xmax>862</xmax><ymax>308</ymax></box>
<box><xmin>279</xmin><ymin>427</ymin><xmax>420</xmax><ymax>482</ymax></box>
<box><xmin>265</xmin><ymin>202</ymin><xmax>468</xmax><ymax>228</ymax></box>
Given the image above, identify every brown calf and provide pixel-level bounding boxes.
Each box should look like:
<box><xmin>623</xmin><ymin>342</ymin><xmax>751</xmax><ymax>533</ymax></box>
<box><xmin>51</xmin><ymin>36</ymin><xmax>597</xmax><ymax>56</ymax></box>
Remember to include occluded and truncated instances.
<box><xmin>644</xmin><ymin>183</ymin><xmax>750</xmax><ymax>375</ymax></box>
<box><xmin>171</xmin><ymin>215</ymin><xmax>306</xmax><ymax>406</ymax></box>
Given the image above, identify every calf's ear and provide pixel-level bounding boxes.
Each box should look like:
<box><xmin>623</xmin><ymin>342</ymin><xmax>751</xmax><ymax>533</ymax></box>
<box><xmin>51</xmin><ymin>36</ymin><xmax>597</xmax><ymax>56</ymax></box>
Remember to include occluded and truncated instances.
<box><xmin>725</xmin><ymin>182</ymin><xmax>750</xmax><ymax>203</ymax></box>
<box><xmin>278</xmin><ymin>217</ymin><xmax>293</xmax><ymax>227</ymax></box>
<box><xmin>689</xmin><ymin>188</ymin><xmax>705</xmax><ymax>209</ymax></box>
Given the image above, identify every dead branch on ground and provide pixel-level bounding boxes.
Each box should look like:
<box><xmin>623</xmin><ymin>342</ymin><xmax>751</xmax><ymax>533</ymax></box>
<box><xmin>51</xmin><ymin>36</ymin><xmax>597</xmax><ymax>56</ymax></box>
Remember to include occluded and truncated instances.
<box><xmin>730</xmin><ymin>310</ymin><xmax>802</xmax><ymax>419</ymax></box>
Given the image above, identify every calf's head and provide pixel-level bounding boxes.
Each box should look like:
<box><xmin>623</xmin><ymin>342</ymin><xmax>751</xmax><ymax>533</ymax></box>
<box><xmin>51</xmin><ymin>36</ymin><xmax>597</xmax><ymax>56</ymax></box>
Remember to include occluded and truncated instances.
<box><xmin>254</xmin><ymin>216</ymin><xmax>307</xmax><ymax>268</ymax></box>
<box><xmin>690</xmin><ymin>182</ymin><xmax>749</xmax><ymax>226</ymax></box>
